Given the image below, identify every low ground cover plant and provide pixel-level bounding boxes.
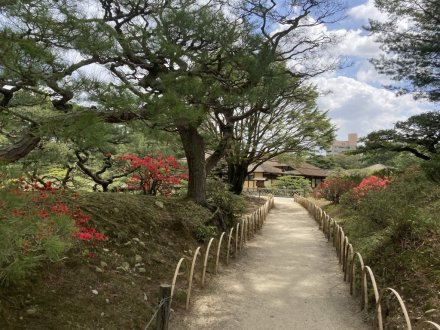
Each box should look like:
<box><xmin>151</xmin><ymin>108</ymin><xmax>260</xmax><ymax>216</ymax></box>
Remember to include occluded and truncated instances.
<box><xmin>0</xmin><ymin>179</ymin><xmax>107</xmax><ymax>287</ymax></box>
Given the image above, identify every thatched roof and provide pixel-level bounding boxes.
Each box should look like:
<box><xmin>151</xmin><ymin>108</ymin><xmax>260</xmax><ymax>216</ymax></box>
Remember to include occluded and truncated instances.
<box><xmin>290</xmin><ymin>163</ymin><xmax>328</xmax><ymax>178</ymax></box>
<box><xmin>249</xmin><ymin>160</ymin><xmax>328</xmax><ymax>178</ymax></box>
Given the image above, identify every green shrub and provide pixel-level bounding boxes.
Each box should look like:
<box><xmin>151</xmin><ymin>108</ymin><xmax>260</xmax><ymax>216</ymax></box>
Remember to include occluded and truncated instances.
<box><xmin>272</xmin><ymin>176</ymin><xmax>311</xmax><ymax>195</ymax></box>
<box><xmin>342</xmin><ymin>169</ymin><xmax>439</xmax><ymax>245</ymax></box>
<box><xmin>421</xmin><ymin>155</ymin><xmax>440</xmax><ymax>183</ymax></box>
<box><xmin>206</xmin><ymin>179</ymin><xmax>245</xmax><ymax>230</ymax></box>
<box><xmin>326</xmin><ymin>168</ymin><xmax>440</xmax><ymax>320</ymax></box>
<box><xmin>195</xmin><ymin>225</ymin><xmax>218</xmax><ymax>243</ymax></box>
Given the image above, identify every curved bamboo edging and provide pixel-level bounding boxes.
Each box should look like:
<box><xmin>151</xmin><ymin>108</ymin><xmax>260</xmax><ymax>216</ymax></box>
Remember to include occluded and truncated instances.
<box><xmin>344</xmin><ymin>243</ymin><xmax>353</xmax><ymax>282</ymax></box>
<box><xmin>170</xmin><ymin>257</ymin><xmax>189</xmax><ymax>305</ymax></box>
<box><xmin>416</xmin><ymin>321</ymin><xmax>440</xmax><ymax>330</ymax></box>
<box><xmin>215</xmin><ymin>232</ymin><xmax>226</xmax><ymax>274</ymax></box>
<box><xmin>202</xmin><ymin>237</ymin><xmax>215</xmax><ymax>287</ymax></box>
<box><xmin>339</xmin><ymin>228</ymin><xmax>345</xmax><ymax>265</ymax></box>
<box><xmin>240</xmin><ymin>218</ymin><xmax>245</xmax><ymax>249</ymax></box>
<box><xmin>169</xmin><ymin>195</ymin><xmax>275</xmax><ymax>311</ymax></box>
<box><xmin>350</xmin><ymin>252</ymin><xmax>365</xmax><ymax>296</ymax></box>
<box><xmin>341</xmin><ymin>235</ymin><xmax>348</xmax><ymax>271</ymax></box>
<box><xmin>186</xmin><ymin>246</ymin><xmax>202</xmax><ymax>309</ymax></box>
<box><xmin>294</xmin><ymin>195</ymin><xmax>440</xmax><ymax>330</ymax></box>
<box><xmin>361</xmin><ymin>266</ymin><xmax>381</xmax><ymax>318</ymax></box>
<box><xmin>235</xmin><ymin>222</ymin><xmax>240</xmax><ymax>256</ymax></box>
<box><xmin>226</xmin><ymin>227</ymin><xmax>234</xmax><ymax>265</ymax></box>
<box><xmin>375</xmin><ymin>288</ymin><xmax>411</xmax><ymax>330</ymax></box>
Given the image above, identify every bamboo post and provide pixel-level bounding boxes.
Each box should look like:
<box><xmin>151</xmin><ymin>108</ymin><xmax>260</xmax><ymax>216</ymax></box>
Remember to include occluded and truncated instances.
<box><xmin>156</xmin><ymin>284</ymin><xmax>171</xmax><ymax>330</ymax></box>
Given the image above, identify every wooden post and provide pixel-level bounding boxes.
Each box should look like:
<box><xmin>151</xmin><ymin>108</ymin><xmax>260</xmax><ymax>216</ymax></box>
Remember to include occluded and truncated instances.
<box><xmin>156</xmin><ymin>284</ymin><xmax>171</xmax><ymax>330</ymax></box>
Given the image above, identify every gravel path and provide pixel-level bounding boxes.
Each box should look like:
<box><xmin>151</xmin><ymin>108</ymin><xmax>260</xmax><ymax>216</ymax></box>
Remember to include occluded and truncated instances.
<box><xmin>170</xmin><ymin>197</ymin><xmax>371</xmax><ymax>330</ymax></box>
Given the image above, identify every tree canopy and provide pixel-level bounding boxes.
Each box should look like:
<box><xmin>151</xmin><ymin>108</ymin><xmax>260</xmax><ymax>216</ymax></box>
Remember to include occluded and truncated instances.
<box><xmin>358</xmin><ymin>111</ymin><xmax>440</xmax><ymax>180</ymax></box>
<box><xmin>358</xmin><ymin>111</ymin><xmax>440</xmax><ymax>161</ymax></box>
<box><xmin>0</xmin><ymin>0</ymin><xmax>344</xmax><ymax>204</ymax></box>
<box><xmin>367</xmin><ymin>0</ymin><xmax>440</xmax><ymax>101</ymax></box>
<box><xmin>204</xmin><ymin>76</ymin><xmax>334</xmax><ymax>194</ymax></box>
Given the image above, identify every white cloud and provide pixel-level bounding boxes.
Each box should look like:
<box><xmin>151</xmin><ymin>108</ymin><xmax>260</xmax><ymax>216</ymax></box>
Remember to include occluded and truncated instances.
<box><xmin>356</xmin><ymin>62</ymin><xmax>391</xmax><ymax>85</ymax></box>
<box><xmin>313</xmin><ymin>76</ymin><xmax>433</xmax><ymax>139</ymax></box>
<box><xmin>277</xmin><ymin>1</ymin><xmax>436</xmax><ymax>142</ymax></box>
<box><xmin>331</xmin><ymin>29</ymin><xmax>381</xmax><ymax>58</ymax></box>
<box><xmin>348</xmin><ymin>0</ymin><xmax>388</xmax><ymax>23</ymax></box>
<box><xmin>282</xmin><ymin>23</ymin><xmax>382</xmax><ymax>74</ymax></box>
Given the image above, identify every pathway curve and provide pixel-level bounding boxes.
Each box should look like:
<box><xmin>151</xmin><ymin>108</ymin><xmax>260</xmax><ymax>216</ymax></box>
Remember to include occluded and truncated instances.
<box><xmin>170</xmin><ymin>197</ymin><xmax>371</xmax><ymax>330</ymax></box>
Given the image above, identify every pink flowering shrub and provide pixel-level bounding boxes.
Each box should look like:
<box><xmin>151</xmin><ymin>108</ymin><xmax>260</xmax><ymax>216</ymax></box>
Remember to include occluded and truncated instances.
<box><xmin>353</xmin><ymin>176</ymin><xmax>391</xmax><ymax>199</ymax></box>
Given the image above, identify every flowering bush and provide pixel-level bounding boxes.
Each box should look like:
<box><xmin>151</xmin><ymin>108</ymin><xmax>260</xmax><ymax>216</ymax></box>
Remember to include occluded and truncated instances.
<box><xmin>314</xmin><ymin>177</ymin><xmax>359</xmax><ymax>204</ymax></box>
<box><xmin>353</xmin><ymin>175</ymin><xmax>391</xmax><ymax>199</ymax></box>
<box><xmin>119</xmin><ymin>154</ymin><xmax>188</xmax><ymax>196</ymax></box>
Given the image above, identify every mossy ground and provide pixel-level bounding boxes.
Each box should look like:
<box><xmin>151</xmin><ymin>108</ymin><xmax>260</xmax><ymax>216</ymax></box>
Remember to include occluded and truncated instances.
<box><xmin>0</xmin><ymin>193</ymin><xmax>264</xmax><ymax>329</ymax></box>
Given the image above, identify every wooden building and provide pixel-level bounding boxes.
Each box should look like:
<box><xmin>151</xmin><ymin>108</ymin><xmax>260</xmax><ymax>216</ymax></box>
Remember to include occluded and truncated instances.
<box><xmin>244</xmin><ymin>160</ymin><xmax>328</xmax><ymax>190</ymax></box>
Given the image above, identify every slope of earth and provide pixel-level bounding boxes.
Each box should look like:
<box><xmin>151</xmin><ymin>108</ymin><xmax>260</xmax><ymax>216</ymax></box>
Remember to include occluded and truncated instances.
<box><xmin>0</xmin><ymin>193</ymin><xmax>264</xmax><ymax>330</ymax></box>
<box><xmin>318</xmin><ymin>170</ymin><xmax>440</xmax><ymax>328</ymax></box>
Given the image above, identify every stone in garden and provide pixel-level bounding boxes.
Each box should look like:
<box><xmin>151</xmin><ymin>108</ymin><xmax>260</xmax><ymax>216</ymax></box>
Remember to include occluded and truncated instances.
<box><xmin>26</xmin><ymin>308</ymin><xmax>37</xmax><ymax>315</ymax></box>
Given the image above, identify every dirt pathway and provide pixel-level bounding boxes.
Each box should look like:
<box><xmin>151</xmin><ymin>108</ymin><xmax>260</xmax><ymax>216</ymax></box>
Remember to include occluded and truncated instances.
<box><xmin>170</xmin><ymin>197</ymin><xmax>371</xmax><ymax>330</ymax></box>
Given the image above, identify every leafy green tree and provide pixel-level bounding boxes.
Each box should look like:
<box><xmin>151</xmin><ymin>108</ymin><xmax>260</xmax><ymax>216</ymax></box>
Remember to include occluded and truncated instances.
<box><xmin>305</xmin><ymin>154</ymin><xmax>338</xmax><ymax>170</ymax></box>
<box><xmin>359</xmin><ymin>111</ymin><xmax>440</xmax><ymax>161</ymax></box>
<box><xmin>358</xmin><ymin>111</ymin><xmax>440</xmax><ymax>181</ymax></box>
<box><xmin>367</xmin><ymin>0</ymin><xmax>440</xmax><ymax>101</ymax></box>
<box><xmin>0</xmin><ymin>0</ymin><xmax>344</xmax><ymax>204</ymax></box>
<box><xmin>306</xmin><ymin>153</ymin><xmax>365</xmax><ymax>170</ymax></box>
<box><xmin>204</xmin><ymin>79</ymin><xmax>334</xmax><ymax>194</ymax></box>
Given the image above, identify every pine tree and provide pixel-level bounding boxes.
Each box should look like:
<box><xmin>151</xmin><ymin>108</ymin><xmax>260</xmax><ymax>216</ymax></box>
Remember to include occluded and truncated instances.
<box><xmin>0</xmin><ymin>0</ymin><xmax>344</xmax><ymax>204</ymax></box>
<box><xmin>367</xmin><ymin>0</ymin><xmax>440</xmax><ymax>101</ymax></box>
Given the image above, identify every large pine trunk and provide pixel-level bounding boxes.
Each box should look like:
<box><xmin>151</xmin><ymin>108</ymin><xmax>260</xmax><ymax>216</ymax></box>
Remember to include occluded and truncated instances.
<box><xmin>227</xmin><ymin>162</ymin><xmax>249</xmax><ymax>195</ymax></box>
<box><xmin>178</xmin><ymin>126</ymin><xmax>207</xmax><ymax>205</ymax></box>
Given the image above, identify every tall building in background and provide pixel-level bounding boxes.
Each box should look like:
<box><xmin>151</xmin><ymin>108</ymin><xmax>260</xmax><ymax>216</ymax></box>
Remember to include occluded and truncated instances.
<box><xmin>326</xmin><ymin>133</ymin><xmax>358</xmax><ymax>156</ymax></box>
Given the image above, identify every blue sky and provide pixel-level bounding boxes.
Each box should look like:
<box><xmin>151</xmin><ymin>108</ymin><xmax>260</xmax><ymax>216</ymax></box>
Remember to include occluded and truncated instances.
<box><xmin>312</xmin><ymin>0</ymin><xmax>435</xmax><ymax>140</ymax></box>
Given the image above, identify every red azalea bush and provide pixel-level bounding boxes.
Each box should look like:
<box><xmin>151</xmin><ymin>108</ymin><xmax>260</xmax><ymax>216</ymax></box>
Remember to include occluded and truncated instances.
<box><xmin>119</xmin><ymin>153</ymin><xmax>188</xmax><ymax>196</ymax></box>
<box><xmin>314</xmin><ymin>177</ymin><xmax>360</xmax><ymax>204</ymax></box>
<box><xmin>353</xmin><ymin>175</ymin><xmax>391</xmax><ymax>199</ymax></box>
